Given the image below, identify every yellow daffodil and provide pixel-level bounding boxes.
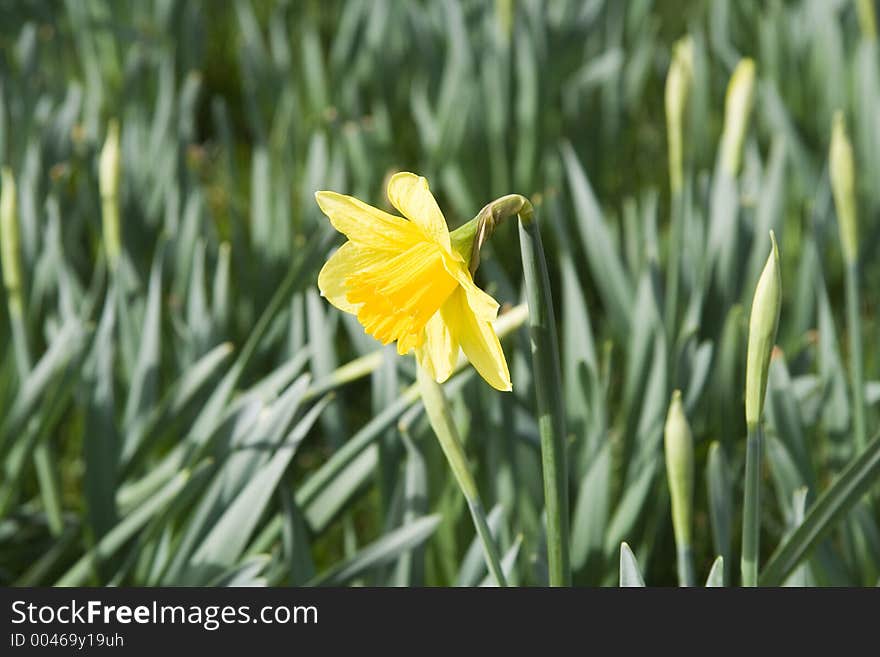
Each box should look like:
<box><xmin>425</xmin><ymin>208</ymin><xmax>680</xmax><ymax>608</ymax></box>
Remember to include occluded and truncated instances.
<box><xmin>315</xmin><ymin>172</ymin><xmax>512</xmax><ymax>391</ymax></box>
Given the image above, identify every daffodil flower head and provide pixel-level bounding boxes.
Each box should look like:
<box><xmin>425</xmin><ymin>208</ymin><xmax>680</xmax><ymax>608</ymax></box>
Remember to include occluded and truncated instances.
<box><xmin>315</xmin><ymin>172</ymin><xmax>512</xmax><ymax>391</ymax></box>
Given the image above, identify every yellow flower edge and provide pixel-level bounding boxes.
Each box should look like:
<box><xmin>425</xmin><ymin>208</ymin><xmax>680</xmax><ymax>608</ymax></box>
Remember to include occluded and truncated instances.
<box><xmin>315</xmin><ymin>172</ymin><xmax>512</xmax><ymax>392</ymax></box>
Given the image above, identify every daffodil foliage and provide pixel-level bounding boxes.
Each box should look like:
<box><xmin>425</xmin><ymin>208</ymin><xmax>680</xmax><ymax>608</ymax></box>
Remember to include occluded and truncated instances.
<box><xmin>316</xmin><ymin>173</ymin><xmax>512</xmax><ymax>391</ymax></box>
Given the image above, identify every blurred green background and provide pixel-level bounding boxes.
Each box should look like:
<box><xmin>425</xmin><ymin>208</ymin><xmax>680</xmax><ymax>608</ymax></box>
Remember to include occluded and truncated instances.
<box><xmin>0</xmin><ymin>0</ymin><xmax>878</xmax><ymax>586</ymax></box>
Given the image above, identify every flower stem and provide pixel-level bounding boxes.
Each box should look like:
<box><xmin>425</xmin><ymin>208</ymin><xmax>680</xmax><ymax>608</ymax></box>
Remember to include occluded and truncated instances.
<box><xmin>677</xmin><ymin>545</ymin><xmax>695</xmax><ymax>587</ymax></box>
<box><xmin>416</xmin><ymin>367</ymin><xmax>507</xmax><ymax>586</ymax></box>
<box><xmin>741</xmin><ymin>423</ymin><xmax>763</xmax><ymax>586</ymax></box>
<box><xmin>462</xmin><ymin>194</ymin><xmax>571</xmax><ymax>585</ymax></box>
<box><xmin>518</xmin><ymin>204</ymin><xmax>571</xmax><ymax>586</ymax></box>
<box><xmin>665</xmin><ymin>189</ymin><xmax>684</xmax><ymax>340</ymax></box>
<box><xmin>845</xmin><ymin>260</ymin><xmax>866</xmax><ymax>453</ymax></box>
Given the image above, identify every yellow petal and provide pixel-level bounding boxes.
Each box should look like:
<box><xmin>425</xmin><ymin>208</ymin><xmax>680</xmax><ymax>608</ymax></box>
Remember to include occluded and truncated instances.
<box><xmin>315</xmin><ymin>190</ymin><xmax>421</xmax><ymax>250</ymax></box>
<box><xmin>443</xmin><ymin>259</ymin><xmax>499</xmax><ymax>322</ymax></box>
<box><xmin>416</xmin><ymin>312</ymin><xmax>459</xmax><ymax>383</ymax></box>
<box><xmin>441</xmin><ymin>288</ymin><xmax>511</xmax><ymax>391</ymax></box>
<box><xmin>346</xmin><ymin>240</ymin><xmax>458</xmax><ymax>347</ymax></box>
<box><xmin>317</xmin><ymin>241</ymin><xmax>387</xmax><ymax>314</ymax></box>
<box><xmin>397</xmin><ymin>331</ymin><xmax>424</xmax><ymax>355</ymax></box>
<box><xmin>386</xmin><ymin>172</ymin><xmax>452</xmax><ymax>252</ymax></box>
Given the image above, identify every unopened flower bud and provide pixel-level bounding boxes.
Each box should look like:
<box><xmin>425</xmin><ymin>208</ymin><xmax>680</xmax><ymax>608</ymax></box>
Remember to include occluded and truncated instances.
<box><xmin>99</xmin><ymin>120</ymin><xmax>122</xmax><ymax>267</ymax></box>
<box><xmin>720</xmin><ymin>59</ymin><xmax>756</xmax><ymax>176</ymax></box>
<box><xmin>830</xmin><ymin>111</ymin><xmax>858</xmax><ymax>264</ymax></box>
<box><xmin>665</xmin><ymin>37</ymin><xmax>694</xmax><ymax>193</ymax></box>
<box><xmin>664</xmin><ymin>390</ymin><xmax>694</xmax><ymax>550</ymax></box>
<box><xmin>745</xmin><ymin>231</ymin><xmax>781</xmax><ymax>427</ymax></box>
<box><xmin>0</xmin><ymin>167</ymin><xmax>23</xmax><ymax>315</ymax></box>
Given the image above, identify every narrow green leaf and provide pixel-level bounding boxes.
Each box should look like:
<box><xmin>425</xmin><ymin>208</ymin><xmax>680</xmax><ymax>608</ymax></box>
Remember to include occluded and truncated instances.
<box><xmin>619</xmin><ymin>542</ymin><xmax>646</xmax><ymax>587</ymax></box>
<box><xmin>56</xmin><ymin>465</ymin><xmax>206</xmax><ymax>586</ymax></box>
<box><xmin>123</xmin><ymin>245</ymin><xmax>163</xmax><ymax>437</ymax></box>
<box><xmin>185</xmin><ymin>395</ymin><xmax>330</xmax><ymax>583</ymax></box>
<box><xmin>760</xmin><ymin>431</ymin><xmax>880</xmax><ymax>586</ymax></box>
<box><xmin>309</xmin><ymin>515</ymin><xmax>441</xmax><ymax>586</ymax></box>
<box><xmin>705</xmin><ymin>556</ymin><xmax>724</xmax><ymax>587</ymax></box>
<box><xmin>480</xmin><ymin>535</ymin><xmax>522</xmax><ymax>587</ymax></box>
<box><xmin>456</xmin><ymin>505</ymin><xmax>505</xmax><ymax>587</ymax></box>
<box><xmin>571</xmin><ymin>441</ymin><xmax>611</xmax><ymax>574</ymax></box>
<box><xmin>561</xmin><ymin>142</ymin><xmax>632</xmax><ymax>332</ymax></box>
<box><xmin>706</xmin><ymin>441</ymin><xmax>732</xmax><ymax>585</ymax></box>
<box><xmin>83</xmin><ymin>288</ymin><xmax>119</xmax><ymax>540</ymax></box>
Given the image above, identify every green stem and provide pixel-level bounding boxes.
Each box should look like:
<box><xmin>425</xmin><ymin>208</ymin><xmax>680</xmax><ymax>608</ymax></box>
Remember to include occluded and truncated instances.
<box><xmin>665</xmin><ymin>189</ymin><xmax>683</xmax><ymax>341</ymax></box>
<box><xmin>741</xmin><ymin>424</ymin><xmax>763</xmax><ymax>586</ymax></box>
<box><xmin>417</xmin><ymin>367</ymin><xmax>507</xmax><ymax>586</ymax></box>
<box><xmin>102</xmin><ymin>196</ymin><xmax>121</xmax><ymax>269</ymax></box>
<box><xmin>518</xmin><ymin>206</ymin><xmax>571</xmax><ymax>586</ymax></box>
<box><xmin>845</xmin><ymin>260</ymin><xmax>866</xmax><ymax>453</ymax></box>
<box><xmin>676</xmin><ymin>545</ymin><xmax>695</xmax><ymax>587</ymax></box>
